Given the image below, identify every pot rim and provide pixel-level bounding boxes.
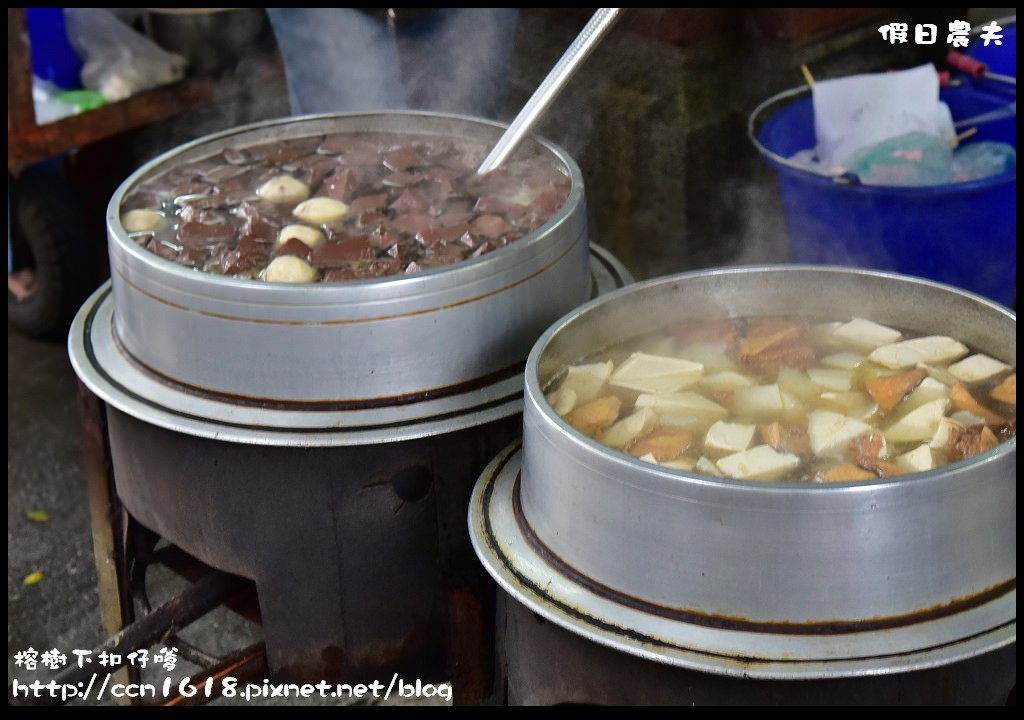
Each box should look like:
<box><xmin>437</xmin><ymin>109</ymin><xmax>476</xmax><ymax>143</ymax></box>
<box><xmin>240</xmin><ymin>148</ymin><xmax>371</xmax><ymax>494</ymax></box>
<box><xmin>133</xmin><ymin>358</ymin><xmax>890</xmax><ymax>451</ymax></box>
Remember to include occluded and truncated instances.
<box><xmin>524</xmin><ymin>263</ymin><xmax>1017</xmax><ymax>496</ymax></box>
<box><xmin>107</xmin><ymin>110</ymin><xmax>585</xmax><ymax>300</ymax></box>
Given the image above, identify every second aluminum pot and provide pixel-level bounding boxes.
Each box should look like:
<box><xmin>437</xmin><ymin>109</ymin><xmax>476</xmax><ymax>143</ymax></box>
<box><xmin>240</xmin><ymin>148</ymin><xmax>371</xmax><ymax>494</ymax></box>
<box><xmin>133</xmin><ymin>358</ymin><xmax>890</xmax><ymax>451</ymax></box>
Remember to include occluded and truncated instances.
<box><xmin>521</xmin><ymin>266</ymin><xmax>1016</xmax><ymax>629</ymax></box>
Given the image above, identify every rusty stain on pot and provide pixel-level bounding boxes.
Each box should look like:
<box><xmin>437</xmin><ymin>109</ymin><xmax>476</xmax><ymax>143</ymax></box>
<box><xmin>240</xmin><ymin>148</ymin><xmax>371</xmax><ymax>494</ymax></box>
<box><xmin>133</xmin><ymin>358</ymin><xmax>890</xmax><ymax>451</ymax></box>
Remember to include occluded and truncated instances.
<box><xmin>112</xmin><ymin>230</ymin><xmax>581</xmax><ymax>326</ymax></box>
<box><xmin>479</xmin><ymin>443</ymin><xmax>681</xmax><ymax>652</ymax></box>
<box><xmin>110</xmin><ymin>317</ymin><xmax>525</xmax><ymax>410</ymax></box>
<box><xmin>510</xmin><ymin>472</ymin><xmax>1015</xmax><ymax>635</ymax></box>
<box><xmin>479</xmin><ymin>442</ymin><xmax>1015</xmax><ymax>665</ymax></box>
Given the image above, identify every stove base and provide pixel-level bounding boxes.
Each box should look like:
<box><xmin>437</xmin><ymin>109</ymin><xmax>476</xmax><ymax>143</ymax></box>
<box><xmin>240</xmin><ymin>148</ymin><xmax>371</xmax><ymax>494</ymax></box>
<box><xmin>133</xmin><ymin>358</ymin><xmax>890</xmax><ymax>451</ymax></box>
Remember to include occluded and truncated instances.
<box><xmin>107</xmin><ymin>406</ymin><xmax>520</xmax><ymax>699</ymax></box>
<box><xmin>497</xmin><ymin>592</ymin><xmax>1016</xmax><ymax>706</ymax></box>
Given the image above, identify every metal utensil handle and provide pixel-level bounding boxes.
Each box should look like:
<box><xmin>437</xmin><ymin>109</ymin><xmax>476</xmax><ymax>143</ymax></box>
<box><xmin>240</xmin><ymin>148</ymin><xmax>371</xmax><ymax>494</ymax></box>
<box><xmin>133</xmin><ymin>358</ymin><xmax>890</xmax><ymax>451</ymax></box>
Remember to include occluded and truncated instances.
<box><xmin>477</xmin><ymin>8</ymin><xmax>622</xmax><ymax>175</ymax></box>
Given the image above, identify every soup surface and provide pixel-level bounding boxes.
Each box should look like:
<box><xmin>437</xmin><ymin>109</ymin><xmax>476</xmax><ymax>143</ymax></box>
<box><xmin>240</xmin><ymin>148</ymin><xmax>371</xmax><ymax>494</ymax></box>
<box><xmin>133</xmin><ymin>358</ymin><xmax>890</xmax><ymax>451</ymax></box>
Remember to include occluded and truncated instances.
<box><xmin>546</xmin><ymin>315</ymin><xmax>1016</xmax><ymax>482</ymax></box>
<box><xmin>120</xmin><ymin>131</ymin><xmax>570</xmax><ymax>283</ymax></box>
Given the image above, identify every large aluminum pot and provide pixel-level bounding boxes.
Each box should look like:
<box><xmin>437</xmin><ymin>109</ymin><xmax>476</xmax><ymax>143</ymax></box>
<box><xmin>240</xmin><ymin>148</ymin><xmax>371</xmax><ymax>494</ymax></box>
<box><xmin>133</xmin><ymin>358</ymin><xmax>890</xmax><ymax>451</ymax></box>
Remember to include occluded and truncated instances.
<box><xmin>521</xmin><ymin>266</ymin><xmax>1016</xmax><ymax>628</ymax></box>
<box><xmin>107</xmin><ymin>112</ymin><xmax>589</xmax><ymax>406</ymax></box>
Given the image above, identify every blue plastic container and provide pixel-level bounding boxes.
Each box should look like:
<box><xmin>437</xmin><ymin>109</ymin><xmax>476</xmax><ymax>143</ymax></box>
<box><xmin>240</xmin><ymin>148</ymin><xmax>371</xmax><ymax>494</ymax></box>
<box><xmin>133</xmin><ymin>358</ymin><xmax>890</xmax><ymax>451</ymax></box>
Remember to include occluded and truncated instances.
<box><xmin>752</xmin><ymin>84</ymin><xmax>1016</xmax><ymax>308</ymax></box>
<box><xmin>969</xmin><ymin>20</ymin><xmax>1015</xmax><ymax>75</ymax></box>
<box><xmin>968</xmin><ymin>19</ymin><xmax>1016</xmax><ymax>97</ymax></box>
<box><xmin>26</xmin><ymin>8</ymin><xmax>83</xmax><ymax>90</ymax></box>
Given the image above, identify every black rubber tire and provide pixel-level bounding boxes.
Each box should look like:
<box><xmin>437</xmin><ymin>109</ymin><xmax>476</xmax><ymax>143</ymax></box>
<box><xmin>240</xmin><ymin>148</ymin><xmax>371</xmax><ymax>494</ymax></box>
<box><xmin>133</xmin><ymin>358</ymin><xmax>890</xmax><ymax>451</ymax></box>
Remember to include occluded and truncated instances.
<box><xmin>8</xmin><ymin>165</ymin><xmax>97</xmax><ymax>341</ymax></box>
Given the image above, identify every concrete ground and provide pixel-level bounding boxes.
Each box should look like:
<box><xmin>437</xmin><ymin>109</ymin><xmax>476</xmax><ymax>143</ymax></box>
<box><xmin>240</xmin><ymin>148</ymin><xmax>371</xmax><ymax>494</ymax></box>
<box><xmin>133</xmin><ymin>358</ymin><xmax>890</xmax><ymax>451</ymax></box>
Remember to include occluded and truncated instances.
<box><xmin>7</xmin><ymin>326</ymin><xmax>104</xmax><ymax>699</ymax></box>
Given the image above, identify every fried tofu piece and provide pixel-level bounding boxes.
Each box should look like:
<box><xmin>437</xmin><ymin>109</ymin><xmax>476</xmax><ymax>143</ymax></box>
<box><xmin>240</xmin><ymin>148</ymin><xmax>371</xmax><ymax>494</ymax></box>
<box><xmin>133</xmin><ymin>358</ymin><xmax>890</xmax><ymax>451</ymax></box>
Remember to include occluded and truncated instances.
<box><xmin>758</xmin><ymin>421</ymin><xmax>811</xmax><ymax>456</ymax></box>
<box><xmin>864</xmin><ymin>368</ymin><xmax>927</xmax><ymax>413</ymax></box>
<box><xmin>627</xmin><ymin>428</ymin><xmax>693</xmax><ymax>462</ymax></box>
<box><xmin>739</xmin><ymin>324</ymin><xmax>804</xmax><ymax>358</ymax></box>
<box><xmin>739</xmin><ymin>343</ymin><xmax>817</xmax><ymax>376</ymax></box>
<box><xmin>744</xmin><ymin>315</ymin><xmax>808</xmax><ymax>339</ymax></box>
<box><xmin>813</xmin><ymin>464</ymin><xmax>877</xmax><ymax>483</ymax></box>
<box><xmin>948</xmin><ymin>424</ymin><xmax>999</xmax><ymax>461</ymax></box>
<box><xmin>737</xmin><ymin>317</ymin><xmax>814</xmax><ymax>374</ymax></box>
<box><xmin>851</xmin><ymin>431</ymin><xmax>905</xmax><ymax>477</ymax></box>
<box><xmin>990</xmin><ymin>374</ymin><xmax>1016</xmax><ymax>406</ymax></box>
<box><xmin>950</xmin><ymin>382</ymin><xmax>1007</xmax><ymax>425</ymax></box>
<box><xmin>565</xmin><ymin>395</ymin><xmax>622</xmax><ymax>438</ymax></box>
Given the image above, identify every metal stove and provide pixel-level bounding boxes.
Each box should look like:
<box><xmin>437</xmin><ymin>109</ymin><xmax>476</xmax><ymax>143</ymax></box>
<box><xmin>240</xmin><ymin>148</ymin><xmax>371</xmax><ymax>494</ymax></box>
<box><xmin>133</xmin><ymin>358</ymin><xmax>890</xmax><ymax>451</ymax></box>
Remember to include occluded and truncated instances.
<box><xmin>68</xmin><ymin>244</ymin><xmax>633</xmax><ymax>704</ymax></box>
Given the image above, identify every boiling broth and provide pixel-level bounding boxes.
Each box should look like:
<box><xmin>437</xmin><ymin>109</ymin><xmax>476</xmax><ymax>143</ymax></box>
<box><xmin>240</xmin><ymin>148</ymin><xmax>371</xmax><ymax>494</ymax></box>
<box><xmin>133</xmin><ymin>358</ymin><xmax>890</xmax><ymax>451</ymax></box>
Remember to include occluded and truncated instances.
<box><xmin>120</xmin><ymin>131</ymin><xmax>570</xmax><ymax>283</ymax></box>
<box><xmin>546</xmin><ymin>315</ymin><xmax>1016</xmax><ymax>483</ymax></box>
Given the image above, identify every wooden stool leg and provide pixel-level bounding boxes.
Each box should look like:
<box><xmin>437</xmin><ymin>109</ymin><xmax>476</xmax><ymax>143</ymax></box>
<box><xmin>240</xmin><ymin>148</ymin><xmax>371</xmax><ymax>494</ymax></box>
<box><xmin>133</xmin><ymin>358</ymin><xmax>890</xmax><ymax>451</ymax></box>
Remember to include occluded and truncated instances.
<box><xmin>76</xmin><ymin>381</ymin><xmax>139</xmax><ymax>698</ymax></box>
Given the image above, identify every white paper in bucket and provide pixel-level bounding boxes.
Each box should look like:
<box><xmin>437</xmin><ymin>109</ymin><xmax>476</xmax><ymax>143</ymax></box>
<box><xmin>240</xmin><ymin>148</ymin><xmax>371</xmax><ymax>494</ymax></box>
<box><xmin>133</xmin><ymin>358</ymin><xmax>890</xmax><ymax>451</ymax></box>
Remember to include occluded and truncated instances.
<box><xmin>813</xmin><ymin>63</ymin><xmax>956</xmax><ymax>168</ymax></box>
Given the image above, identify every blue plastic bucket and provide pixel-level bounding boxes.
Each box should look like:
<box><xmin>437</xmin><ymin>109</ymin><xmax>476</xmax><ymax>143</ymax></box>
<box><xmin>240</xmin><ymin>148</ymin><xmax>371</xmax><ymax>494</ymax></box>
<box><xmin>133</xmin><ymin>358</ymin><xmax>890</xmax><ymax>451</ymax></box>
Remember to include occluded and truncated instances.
<box><xmin>750</xmin><ymin>83</ymin><xmax>1016</xmax><ymax>308</ymax></box>
<box><xmin>968</xmin><ymin>18</ymin><xmax>1015</xmax><ymax>97</ymax></box>
<box><xmin>25</xmin><ymin>8</ymin><xmax>83</xmax><ymax>90</ymax></box>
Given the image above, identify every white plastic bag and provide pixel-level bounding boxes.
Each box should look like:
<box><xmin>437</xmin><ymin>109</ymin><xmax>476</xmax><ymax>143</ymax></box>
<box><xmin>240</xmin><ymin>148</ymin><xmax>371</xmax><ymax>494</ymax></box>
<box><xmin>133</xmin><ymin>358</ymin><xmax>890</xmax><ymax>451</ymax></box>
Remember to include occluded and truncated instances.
<box><xmin>64</xmin><ymin>7</ymin><xmax>187</xmax><ymax>102</ymax></box>
<box><xmin>812</xmin><ymin>64</ymin><xmax>956</xmax><ymax>169</ymax></box>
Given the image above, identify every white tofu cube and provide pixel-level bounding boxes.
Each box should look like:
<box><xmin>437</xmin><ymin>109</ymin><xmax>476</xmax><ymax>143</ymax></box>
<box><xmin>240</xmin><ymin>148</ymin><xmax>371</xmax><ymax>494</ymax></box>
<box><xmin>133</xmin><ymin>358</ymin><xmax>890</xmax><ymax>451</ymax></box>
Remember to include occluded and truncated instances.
<box><xmin>809</xmin><ymin>321</ymin><xmax>845</xmax><ymax>348</ymax></box>
<box><xmin>609</xmin><ymin>352</ymin><xmax>704</xmax><ymax>394</ymax></box>
<box><xmin>637</xmin><ymin>452</ymin><xmax>660</xmax><ymax>465</ymax></box>
<box><xmin>677</xmin><ymin>342</ymin><xmax>736</xmax><ymax>372</ymax></box>
<box><xmin>930</xmin><ymin>416</ymin><xmax>965</xmax><ymax>449</ymax></box>
<box><xmin>777</xmin><ymin>366</ymin><xmax>823</xmax><ymax>402</ymax></box>
<box><xmin>895</xmin><ymin>445</ymin><xmax>936</xmax><ymax>473</ymax></box>
<box><xmin>780</xmin><ymin>390</ymin><xmax>804</xmax><ymax>419</ymax></box>
<box><xmin>947</xmin><ymin>354</ymin><xmax>1012</xmax><ymax>384</ymax></box>
<box><xmin>900</xmin><ymin>377</ymin><xmax>951</xmax><ymax>413</ymax></box>
<box><xmin>699</xmin><ymin>370</ymin><xmax>753</xmax><ymax>392</ymax></box>
<box><xmin>819</xmin><ymin>392</ymin><xmax>878</xmax><ymax>420</ymax></box>
<box><xmin>658</xmin><ymin>414</ymin><xmax>715</xmax><ymax>434</ymax></box>
<box><xmin>884</xmin><ymin>398</ymin><xmax>949</xmax><ymax>443</ymax></box>
<box><xmin>637</xmin><ymin>335</ymin><xmax>678</xmax><ymax>357</ymax></box>
<box><xmin>833</xmin><ymin>318</ymin><xmax>903</xmax><ymax>349</ymax></box>
<box><xmin>546</xmin><ymin>387</ymin><xmax>578</xmax><ymax>416</ymax></box>
<box><xmin>704</xmin><ymin>421</ymin><xmax>757</xmax><ymax>454</ymax></box>
<box><xmin>696</xmin><ymin>456</ymin><xmax>722</xmax><ymax>477</ymax></box>
<box><xmin>916</xmin><ymin>361</ymin><xmax>958</xmax><ymax>387</ymax></box>
<box><xmin>869</xmin><ymin>336</ymin><xmax>969</xmax><ymax>369</ymax></box>
<box><xmin>806</xmin><ymin>368</ymin><xmax>854</xmax><ymax>392</ymax></box>
<box><xmin>733</xmin><ymin>385</ymin><xmax>785</xmax><ymax>417</ymax></box>
<box><xmin>660</xmin><ymin>456</ymin><xmax>696</xmax><ymax>471</ymax></box>
<box><xmin>949</xmin><ymin>410</ymin><xmax>987</xmax><ymax>426</ymax></box>
<box><xmin>600</xmin><ymin>407</ymin><xmax>659</xmax><ymax>449</ymax></box>
<box><xmin>716</xmin><ymin>445</ymin><xmax>801</xmax><ymax>482</ymax></box>
<box><xmin>635</xmin><ymin>392</ymin><xmax>728</xmax><ymax>421</ymax></box>
<box><xmin>807</xmin><ymin>411</ymin><xmax>871</xmax><ymax>459</ymax></box>
<box><xmin>559</xmin><ymin>361</ymin><xmax>614</xmax><ymax>404</ymax></box>
<box><xmin>821</xmin><ymin>352</ymin><xmax>866</xmax><ymax>371</ymax></box>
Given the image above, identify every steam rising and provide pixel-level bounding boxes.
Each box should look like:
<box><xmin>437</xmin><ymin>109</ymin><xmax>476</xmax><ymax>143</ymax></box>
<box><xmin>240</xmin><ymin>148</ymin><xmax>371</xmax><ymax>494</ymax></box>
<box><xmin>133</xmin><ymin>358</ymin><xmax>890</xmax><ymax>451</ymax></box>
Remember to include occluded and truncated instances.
<box><xmin>265</xmin><ymin>8</ymin><xmax>520</xmax><ymax>120</ymax></box>
<box><xmin>120</xmin><ymin>9</ymin><xmax>1010</xmax><ymax>306</ymax></box>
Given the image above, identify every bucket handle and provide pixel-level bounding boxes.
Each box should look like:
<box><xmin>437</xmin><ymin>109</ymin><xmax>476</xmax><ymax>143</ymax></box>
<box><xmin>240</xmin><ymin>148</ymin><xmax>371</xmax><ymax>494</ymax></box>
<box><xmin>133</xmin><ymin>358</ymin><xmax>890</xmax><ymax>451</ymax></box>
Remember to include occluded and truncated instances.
<box><xmin>747</xmin><ymin>84</ymin><xmax>859</xmax><ymax>183</ymax></box>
